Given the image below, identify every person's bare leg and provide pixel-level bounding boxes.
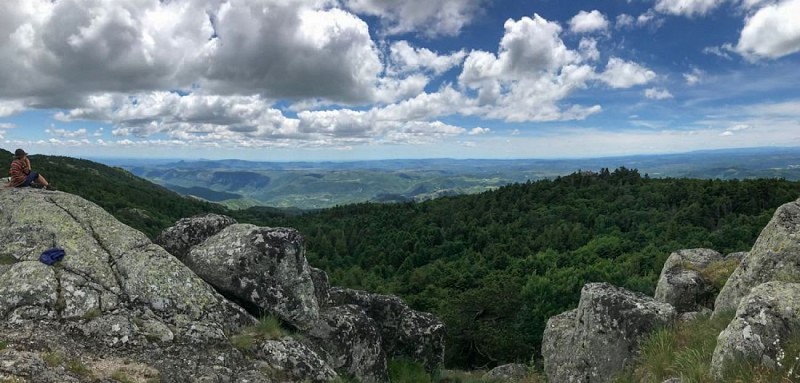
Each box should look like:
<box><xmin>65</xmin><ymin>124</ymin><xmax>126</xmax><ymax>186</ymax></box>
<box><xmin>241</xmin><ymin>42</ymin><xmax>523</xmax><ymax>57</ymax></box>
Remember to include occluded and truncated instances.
<box><xmin>36</xmin><ymin>174</ymin><xmax>49</xmax><ymax>187</ymax></box>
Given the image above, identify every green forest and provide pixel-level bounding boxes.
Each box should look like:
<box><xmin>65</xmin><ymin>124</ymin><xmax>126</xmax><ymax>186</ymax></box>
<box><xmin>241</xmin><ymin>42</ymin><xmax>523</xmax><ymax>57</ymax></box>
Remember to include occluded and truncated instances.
<box><xmin>4</xmin><ymin>149</ymin><xmax>799</xmax><ymax>370</ymax></box>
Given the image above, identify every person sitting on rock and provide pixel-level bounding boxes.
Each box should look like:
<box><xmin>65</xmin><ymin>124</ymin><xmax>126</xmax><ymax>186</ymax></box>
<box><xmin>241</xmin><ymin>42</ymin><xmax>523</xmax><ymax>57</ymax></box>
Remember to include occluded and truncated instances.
<box><xmin>7</xmin><ymin>148</ymin><xmax>56</xmax><ymax>190</ymax></box>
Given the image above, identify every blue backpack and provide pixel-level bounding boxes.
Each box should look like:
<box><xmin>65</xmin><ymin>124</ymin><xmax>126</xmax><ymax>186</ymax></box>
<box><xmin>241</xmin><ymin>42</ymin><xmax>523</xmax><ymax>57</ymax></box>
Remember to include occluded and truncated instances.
<box><xmin>39</xmin><ymin>248</ymin><xmax>65</xmax><ymax>265</ymax></box>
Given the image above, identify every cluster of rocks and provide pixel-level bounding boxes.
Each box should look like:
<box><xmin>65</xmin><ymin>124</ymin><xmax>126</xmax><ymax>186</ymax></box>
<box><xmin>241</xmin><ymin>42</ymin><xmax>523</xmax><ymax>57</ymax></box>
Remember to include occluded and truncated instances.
<box><xmin>0</xmin><ymin>188</ymin><xmax>445</xmax><ymax>382</ymax></box>
<box><xmin>541</xmin><ymin>198</ymin><xmax>800</xmax><ymax>382</ymax></box>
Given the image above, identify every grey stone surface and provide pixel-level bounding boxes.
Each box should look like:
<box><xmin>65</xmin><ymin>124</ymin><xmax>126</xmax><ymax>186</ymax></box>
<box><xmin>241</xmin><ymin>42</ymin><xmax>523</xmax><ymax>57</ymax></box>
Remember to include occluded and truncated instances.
<box><xmin>331</xmin><ymin>287</ymin><xmax>446</xmax><ymax>372</ymax></box>
<box><xmin>714</xmin><ymin>198</ymin><xmax>800</xmax><ymax>317</ymax></box>
<box><xmin>542</xmin><ymin>283</ymin><xmax>677</xmax><ymax>383</ymax></box>
<box><xmin>655</xmin><ymin>249</ymin><xmax>722</xmax><ymax>313</ymax></box>
<box><xmin>310</xmin><ymin>266</ymin><xmax>332</xmax><ymax>308</ymax></box>
<box><xmin>308</xmin><ymin>305</ymin><xmax>387</xmax><ymax>383</ymax></box>
<box><xmin>711</xmin><ymin>281</ymin><xmax>800</xmax><ymax>379</ymax></box>
<box><xmin>485</xmin><ymin>363</ymin><xmax>529</xmax><ymax>381</ymax></box>
<box><xmin>155</xmin><ymin>213</ymin><xmax>237</xmax><ymax>260</ymax></box>
<box><xmin>256</xmin><ymin>338</ymin><xmax>338</xmax><ymax>382</ymax></box>
<box><xmin>186</xmin><ymin>224</ymin><xmax>320</xmax><ymax>329</ymax></box>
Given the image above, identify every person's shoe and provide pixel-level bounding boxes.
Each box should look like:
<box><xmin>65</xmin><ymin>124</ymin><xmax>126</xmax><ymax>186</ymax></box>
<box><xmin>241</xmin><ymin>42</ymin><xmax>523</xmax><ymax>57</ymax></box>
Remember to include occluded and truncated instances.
<box><xmin>30</xmin><ymin>183</ymin><xmax>44</xmax><ymax>189</ymax></box>
<box><xmin>44</xmin><ymin>185</ymin><xmax>57</xmax><ymax>191</ymax></box>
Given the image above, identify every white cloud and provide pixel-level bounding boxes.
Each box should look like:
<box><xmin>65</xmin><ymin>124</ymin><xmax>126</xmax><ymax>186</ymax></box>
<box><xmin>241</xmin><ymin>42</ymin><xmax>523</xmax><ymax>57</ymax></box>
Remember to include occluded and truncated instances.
<box><xmin>702</xmin><ymin>44</ymin><xmax>734</xmax><ymax>59</ymax></box>
<box><xmin>0</xmin><ymin>0</ymin><xmax>385</xmax><ymax>106</ymax></box>
<box><xmin>0</xmin><ymin>100</ymin><xmax>26</xmax><ymax>117</ymax></box>
<box><xmin>616</xmin><ymin>14</ymin><xmax>635</xmax><ymax>29</ymax></box>
<box><xmin>654</xmin><ymin>0</ymin><xmax>726</xmax><ymax>16</ymax></box>
<box><xmin>720</xmin><ymin>131</ymin><xmax>734</xmax><ymax>136</ymax></box>
<box><xmin>579</xmin><ymin>38</ymin><xmax>600</xmax><ymax>61</ymax></box>
<box><xmin>343</xmin><ymin>0</ymin><xmax>485</xmax><ymax>37</ymax></box>
<box><xmin>569</xmin><ymin>10</ymin><xmax>609</xmax><ymax>34</ymax></box>
<box><xmin>457</xmin><ymin>14</ymin><xmax>602</xmax><ymax>122</ymax></box>
<box><xmin>387</xmin><ymin>41</ymin><xmax>466</xmax><ymax>75</ymax></box>
<box><xmin>644</xmin><ymin>88</ymin><xmax>674</xmax><ymax>100</ymax></box>
<box><xmin>636</xmin><ymin>9</ymin><xmax>663</xmax><ymax>28</ymax></box>
<box><xmin>735</xmin><ymin>0</ymin><xmax>800</xmax><ymax>60</ymax></box>
<box><xmin>0</xmin><ymin>123</ymin><xmax>16</xmax><ymax>129</ymax></box>
<box><xmin>46</xmin><ymin>128</ymin><xmax>88</xmax><ymax>138</ymax></box>
<box><xmin>683</xmin><ymin>68</ymin><xmax>704</xmax><ymax>85</ymax></box>
<box><xmin>469</xmin><ymin>127</ymin><xmax>491</xmax><ymax>135</ymax></box>
<box><xmin>599</xmin><ymin>57</ymin><xmax>657</xmax><ymax>88</ymax></box>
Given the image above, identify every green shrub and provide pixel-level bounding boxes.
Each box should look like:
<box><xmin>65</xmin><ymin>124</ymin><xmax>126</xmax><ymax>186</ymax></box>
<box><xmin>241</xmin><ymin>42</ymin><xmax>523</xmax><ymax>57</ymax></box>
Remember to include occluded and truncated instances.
<box><xmin>389</xmin><ymin>359</ymin><xmax>431</xmax><ymax>383</ymax></box>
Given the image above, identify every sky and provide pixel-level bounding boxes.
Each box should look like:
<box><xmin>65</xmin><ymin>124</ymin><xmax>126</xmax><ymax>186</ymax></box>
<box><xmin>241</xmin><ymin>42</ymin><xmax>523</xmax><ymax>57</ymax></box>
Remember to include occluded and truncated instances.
<box><xmin>0</xmin><ymin>0</ymin><xmax>799</xmax><ymax>161</ymax></box>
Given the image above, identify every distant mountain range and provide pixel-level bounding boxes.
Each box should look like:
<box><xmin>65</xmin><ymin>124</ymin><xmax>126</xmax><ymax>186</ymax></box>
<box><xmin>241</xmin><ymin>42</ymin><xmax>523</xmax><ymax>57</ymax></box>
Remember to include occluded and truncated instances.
<box><xmin>99</xmin><ymin>146</ymin><xmax>800</xmax><ymax>210</ymax></box>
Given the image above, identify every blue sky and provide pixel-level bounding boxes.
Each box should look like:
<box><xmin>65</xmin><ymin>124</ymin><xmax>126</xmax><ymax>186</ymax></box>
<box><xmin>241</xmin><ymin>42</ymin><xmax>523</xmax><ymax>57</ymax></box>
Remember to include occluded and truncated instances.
<box><xmin>0</xmin><ymin>0</ymin><xmax>798</xmax><ymax>161</ymax></box>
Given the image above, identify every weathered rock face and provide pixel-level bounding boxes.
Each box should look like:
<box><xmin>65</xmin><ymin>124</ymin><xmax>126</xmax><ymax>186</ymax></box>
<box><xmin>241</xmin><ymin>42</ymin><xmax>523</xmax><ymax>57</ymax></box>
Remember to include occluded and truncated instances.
<box><xmin>154</xmin><ymin>213</ymin><xmax>237</xmax><ymax>260</ymax></box>
<box><xmin>542</xmin><ymin>309</ymin><xmax>578</xmax><ymax>382</ymax></box>
<box><xmin>308</xmin><ymin>305</ymin><xmax>387</xmax><ymax>383</ymax></box>
<box><xmin>714</xmin><ymin>198</ymin><xmax>800</xmax><ymax>316</ymax></box>
<box><xmin>0</xmin><ymin>188</ymin><xmax>253</xmax><ymax>335</ymax></box>
<box><xmin>330</xmin><ymin>287</ymin><xmax>446</xmax><ymax>372</ymax></box>
<box><xmin>310</xmin><ymin>266</ymin><xmax>332</xmax><ymax>308</ymax></box>
<box><xmin>654</xmin><ymin>249</ymin><xmax>722</xmax><ymax>313</ymax></box>
<box><xmin>186</xmin><ymin>224</ymin><xmax>320</xmax><ymax>329</ymax></box>
<box><xmin>711</xmin><ymin>281</ymin><xmax>800</xmax><ymax>379</ymax></box>
<box><xmin>0</xmin><ymin>188</ymin><xmax>306</xmax><ymax>381</ymax></box>
<box><xmin>485</xmin><ymin>363</ymin><xmax>529</xmax><ymax>381</ymax></box>
<box><xmin>256</xmin><ymin>338</ymin><xmax>339</xmax><ymax>382</ymax></box>
<box><xmin>542</xmin><ymin>283</ymin><xmax>677</xmax><ymax>383</ymax></box>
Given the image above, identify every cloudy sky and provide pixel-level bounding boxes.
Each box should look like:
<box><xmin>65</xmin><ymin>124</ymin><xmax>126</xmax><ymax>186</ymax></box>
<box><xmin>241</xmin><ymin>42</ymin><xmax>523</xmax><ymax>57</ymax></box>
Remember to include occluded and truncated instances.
<box><xmin>0</xmin><ymin>0</ymin><xmax>799</xmax><ymax>161</ymax></box>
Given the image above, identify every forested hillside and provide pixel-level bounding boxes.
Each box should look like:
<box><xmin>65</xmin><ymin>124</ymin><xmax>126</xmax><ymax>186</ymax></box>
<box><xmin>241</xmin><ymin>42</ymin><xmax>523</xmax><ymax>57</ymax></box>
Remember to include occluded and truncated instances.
<box><xmin>261</xmin><ymin>168</ymin><xmax>800</xmax><ymax>368</ymax></box>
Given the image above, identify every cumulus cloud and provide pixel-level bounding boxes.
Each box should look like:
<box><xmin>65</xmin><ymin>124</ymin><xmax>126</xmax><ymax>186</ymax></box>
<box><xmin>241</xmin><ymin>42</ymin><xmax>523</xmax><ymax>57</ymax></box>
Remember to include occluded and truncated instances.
<box><xmin>0</xmin><ymin>100</ymin><xmax>26</xmax><ymax>117</ymax></box>
<box><xmin>654</xmin><ymin>0</ymin><xmax>726</xmax><ymax>16</ymax></box>
<box><xmin>683</xmin><ymin>68</ymin><xmax>704</xmax><ymax>85</ymax></box>
<box><xmin>616</xmin><ymin>14</ymin><xmax>635</xmax><ymax>29</ymax></box>
<box><xmin>387</xmin><ymin>41</ymin><xmax>467</xmax><ymax>75</ymax></box>
<box><xmin>469</xmin><ymin>127</ymin><xmax>491</xmax><ymax>135</ymax></box>
<box><xmin>599</xmin><ymin>58</ymin><xmax>657</xmax><ymax>88</ymax></box>
<box><xmin>458</xmin><ymin>14</ymin><xmax>602</xmax><ymax>122</ymax></box>
<box><xmin>735</xmin><ymin>0</ymin><xmax>800</xmax><ymax>60</ymax></box>
<box><xmin>569</xmin><ymin>10</ymin><xmax>609</xmax><ymax>33</ymax></box>
<box><xmin>644</xmin><ymin>88</ymin><xmax>674</xmax><ymax>100</ymax></box>
<box><xmin>342</xmin><ymin>0</ymin><xmax>485</xmax><ymax>36</ymax></box>
<box><xmin>703</xmin><ymin>45</ymin><xmax>734</xmax><ymax>59</ymax></box>
<box><xmin>0</xmin><ymin>0</ymin><xmax>384</xmax><ymax>106</ymax></box>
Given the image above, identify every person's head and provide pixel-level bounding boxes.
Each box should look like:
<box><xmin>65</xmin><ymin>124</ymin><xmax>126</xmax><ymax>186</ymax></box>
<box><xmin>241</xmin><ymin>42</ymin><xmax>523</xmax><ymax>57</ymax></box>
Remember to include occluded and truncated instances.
<box><xmin>14</xmin><ymin>149</ymin><xmax>27</xmax><ymax>159</ymax></box>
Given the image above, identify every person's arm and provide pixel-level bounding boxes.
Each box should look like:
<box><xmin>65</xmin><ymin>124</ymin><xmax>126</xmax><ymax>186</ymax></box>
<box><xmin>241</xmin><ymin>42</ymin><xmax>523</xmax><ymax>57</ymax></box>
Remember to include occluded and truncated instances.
<box><xmin>22</xmin><ymin>157</ymin><xmax>31</xmax><ymax>174</ymax></box>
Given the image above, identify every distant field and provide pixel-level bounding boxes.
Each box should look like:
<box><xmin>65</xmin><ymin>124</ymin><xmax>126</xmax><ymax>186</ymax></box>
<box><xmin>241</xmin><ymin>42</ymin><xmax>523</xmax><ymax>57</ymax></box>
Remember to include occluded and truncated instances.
<box><xmin>107</xmin><ymin>147</ymin><xmax>800</xmax><ymax>209</ymax></box>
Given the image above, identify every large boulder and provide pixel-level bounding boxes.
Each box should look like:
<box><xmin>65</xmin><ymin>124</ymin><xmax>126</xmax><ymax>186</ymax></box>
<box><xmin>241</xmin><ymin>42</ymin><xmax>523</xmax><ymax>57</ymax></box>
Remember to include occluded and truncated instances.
<box><xmin>654</xmin><ymin>248</ymin><xmax>722</xmax><ymax>312</ymax></box>
<box><xmin>185</xmin><ymin>224</ymin><xmax>320</xmax><ymax>329</ymax></box>
<box><xmin>0</xmin><ymin>188</ymin><xmax>309</xmax><ymax>381</ymax></box>
<box><xmin>330</xmin><ymin>287</ymin><xmax>446</xmax><ymax>372</ymax></box>
<box><xmin>310</xmin><ymin>267</ymin><xmax>332</xmax><ymax>308</ymax></box>
<box><xmin>711</xmin><ymin>281</ymin><xmax>800</xmax><ymax>379</ymax></box>
<box><xmin>542</xmin><ymin>309</ymin><xmax>579</xmax><ymax>382</ymax></box>
<box><xmin>542</xmin><ymin>283</ymin><xmax>677</xmax><ymax>383</ymax></box>
<box><xmin>308</xmin><ymin>305</ymin><xmax>387</xmax><ymax>383</ymax></box>
<box><xmin>714</xmin><ymin>198</ymin><xmax>800</xmax><ymax>316</ymax></box>
<box><xmin>155</xmin><ymin>213</ymin><xmax>237</xmax><ymax>260</ymax></box>
<box><xmin>0</xmin><ymin>188</ymin><xmax>253</xmax><ymax>336</ymax></box>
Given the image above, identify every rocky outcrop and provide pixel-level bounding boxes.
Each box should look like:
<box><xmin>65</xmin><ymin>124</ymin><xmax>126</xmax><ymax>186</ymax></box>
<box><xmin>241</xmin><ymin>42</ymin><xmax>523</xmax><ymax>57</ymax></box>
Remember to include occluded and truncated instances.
<box><xmin>714</xmin><ymin>198</ymin><xmax>800</xmax><ymax>316</ymax></box>
<box><xmin>309</xmin><ymin>305</ymin><xmax>387</xmax><ymax>382</ymax></box>
<box><xmin>710</xmin><ymin>281</ymin><xmax>800</xmax><ymax>379</ymax></box>
<box><xmin>330</xmin><ymin>287</ymin><xmax>446</xmax><ymax>372</ymax></box>
<box><xmin>654</xmin><ymin>248</ymin><xmax>722</xmax><ymax>312</ymax></box>
<box><xmin>154</xmin><ymin>213</ymin><xmax>237</xmax><ymax>260</ymax></box>
<box><xmin>485</xmin><ymin>363</ymin><xmax>529</xmax><ymax>381</ymax></box>
<box><xmin>0</xmin><ymin>188</ymin><xmax>318</xmax><ymax>381</ymax></box>
<box><xmin>542</xmin><ymin>283</ymin><xmax>677</xmax><ymax>383</ymax></box>
<box><xmin>186</xmin><ymin>224</ymin><xmax>320</xmax><ymax>329</ymax></box>
<box><xmin>255</xmin><ymin>338</ymin><xmax>338</xmax><ymax>382</ymax></box>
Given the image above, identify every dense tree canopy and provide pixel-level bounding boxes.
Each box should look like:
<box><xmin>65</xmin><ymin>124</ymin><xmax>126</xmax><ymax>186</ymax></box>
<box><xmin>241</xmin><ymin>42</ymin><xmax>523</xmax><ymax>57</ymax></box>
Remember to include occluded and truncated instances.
<box><xmin>259</xmin><ymin>168</ymin><xmax>800</xmax><ymax>368</ymax></box>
